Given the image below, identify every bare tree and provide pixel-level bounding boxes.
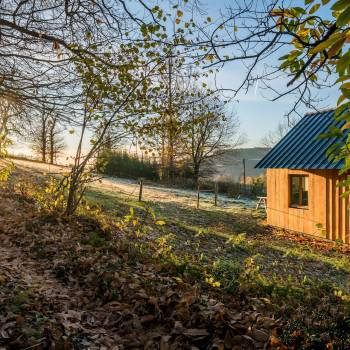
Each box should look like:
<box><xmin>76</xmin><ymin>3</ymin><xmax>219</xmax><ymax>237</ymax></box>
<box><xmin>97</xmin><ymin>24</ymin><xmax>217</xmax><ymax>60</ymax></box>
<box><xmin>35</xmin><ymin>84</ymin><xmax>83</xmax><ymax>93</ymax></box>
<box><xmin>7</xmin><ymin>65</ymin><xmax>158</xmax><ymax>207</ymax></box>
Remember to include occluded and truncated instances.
<box><xmin>0</xmin><ymin>94</ymin><xmax>25</xmax><ymax>154</ymax></box>
<box><xmin>183</xmin><ymin>95</ymin><xmax>245</xmax><ymax>182</ymax></box>
<box><xmin>145</xmin><ymin>55</ymin><xmax>199</xmax><ymax>182</ymax></box>
<box><xmin>260</xmin><ymin>121</ymin><xmax>291</xmax><ymax>148</ymax></box>
<box><xmin>0</xmin><ymin>94</ymin><xmax>27</xmax><ymax>180</ymax></box>
<box><xmin>30</xmin><ymin>113</ymin><xmax>50</xmax><ymax>162</ymax></box>
<box><xmin>48</xmin><ymin>116</ymin><xmax>65</xmax><ymax>164</ymax></box>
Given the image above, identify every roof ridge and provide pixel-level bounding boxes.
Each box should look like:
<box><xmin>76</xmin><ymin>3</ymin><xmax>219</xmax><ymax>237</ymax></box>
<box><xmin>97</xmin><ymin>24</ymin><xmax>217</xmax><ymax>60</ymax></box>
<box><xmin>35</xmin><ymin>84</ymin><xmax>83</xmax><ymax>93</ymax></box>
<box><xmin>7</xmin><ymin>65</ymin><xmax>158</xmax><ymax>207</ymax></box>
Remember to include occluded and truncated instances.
<box><xmin>305</xmin><ymin>108</ymin><xmax>335</xmax><ymax>116</ymax></box>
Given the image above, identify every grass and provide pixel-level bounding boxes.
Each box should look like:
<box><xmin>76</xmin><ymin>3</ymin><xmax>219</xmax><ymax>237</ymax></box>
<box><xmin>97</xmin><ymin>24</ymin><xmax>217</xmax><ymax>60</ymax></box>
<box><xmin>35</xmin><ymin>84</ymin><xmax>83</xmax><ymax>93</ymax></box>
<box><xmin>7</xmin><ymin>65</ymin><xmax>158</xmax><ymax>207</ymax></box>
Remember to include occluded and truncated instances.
<box><xmin>5</xmin><ymin>171</ymin><xmax>350</xmax><ymax>348</ymax></box>
<box><xmin>84</xmin><ymin>186</ymin><xmax>350</xmax><ymax>301</ymax></box>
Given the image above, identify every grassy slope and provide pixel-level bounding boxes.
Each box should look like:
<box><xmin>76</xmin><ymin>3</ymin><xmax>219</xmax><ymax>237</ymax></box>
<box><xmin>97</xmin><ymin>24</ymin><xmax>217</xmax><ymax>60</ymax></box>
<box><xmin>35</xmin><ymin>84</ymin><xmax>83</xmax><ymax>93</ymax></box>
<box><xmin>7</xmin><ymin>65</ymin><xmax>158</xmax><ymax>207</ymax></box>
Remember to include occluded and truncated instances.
<box><xmin>86</xmin><ymin>187</ymin><xmax>350</xmax><ymax>294</ymax></box>
<box><xmin>85</xmin><ymin>187</ymin><xmax>350</xmax><ymax>347</ymax></box>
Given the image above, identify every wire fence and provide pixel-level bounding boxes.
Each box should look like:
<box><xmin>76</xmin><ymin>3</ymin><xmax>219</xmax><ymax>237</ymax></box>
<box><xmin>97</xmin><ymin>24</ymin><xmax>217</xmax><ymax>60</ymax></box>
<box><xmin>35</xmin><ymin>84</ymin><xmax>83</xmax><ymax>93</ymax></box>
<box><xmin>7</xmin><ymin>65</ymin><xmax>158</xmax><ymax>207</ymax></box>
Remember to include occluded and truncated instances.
<box><xmin>13</xmin><ymin>158</ymin><xmax>265</xmax><ymax>210</ymax></box>
<box><xmin>101</xmin><ymin>177</ymin><xmax>265</xmax><ymax>210</ymax></box>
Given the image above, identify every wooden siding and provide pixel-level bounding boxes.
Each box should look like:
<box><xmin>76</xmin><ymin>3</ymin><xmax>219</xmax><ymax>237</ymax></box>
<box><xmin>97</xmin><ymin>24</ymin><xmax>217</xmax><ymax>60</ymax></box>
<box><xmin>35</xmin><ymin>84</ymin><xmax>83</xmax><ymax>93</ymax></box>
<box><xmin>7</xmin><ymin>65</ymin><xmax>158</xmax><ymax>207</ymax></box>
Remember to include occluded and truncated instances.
<box><xmin>266</xmin><ymin>169</ymin><xmax>350</xmax><ymax>243</ymax></box>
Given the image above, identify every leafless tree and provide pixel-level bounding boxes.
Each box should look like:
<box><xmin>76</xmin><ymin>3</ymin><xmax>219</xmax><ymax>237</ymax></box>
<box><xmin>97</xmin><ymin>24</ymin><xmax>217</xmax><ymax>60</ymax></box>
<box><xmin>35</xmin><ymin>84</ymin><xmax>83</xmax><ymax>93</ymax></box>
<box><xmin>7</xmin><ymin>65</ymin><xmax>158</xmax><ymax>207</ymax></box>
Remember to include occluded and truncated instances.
<box><xmin>48</xmin><ymin>116</ymin><xmax>65</xmax><ymax>164</ymax></box>
<box><xmin>260</xmin><ymin>120</ymin><xmax>291</xmax><ymax>148</ymax></box>
<box><xmin>183</xmin><ymin>95</ymin><xmax>245</xmax><ymax>182</ymax></box>
<box><xmin>30</xmin><ymin>113</ymin><xmax>50</xmax><ymax>162</ymax></box>
<box><xmin>0</xmin><ymin>1</ymin><xmax>172</xmax><ymax>126</ymax></box>
<box><xmin>30</xmin><ymin>112</ymin><xmax>65</xmax><ymax>163</ymax></box>
<box><xmin>0</xmin><ymin>94</ymin><xmax>25</xmax><ymax>154</ymax></box>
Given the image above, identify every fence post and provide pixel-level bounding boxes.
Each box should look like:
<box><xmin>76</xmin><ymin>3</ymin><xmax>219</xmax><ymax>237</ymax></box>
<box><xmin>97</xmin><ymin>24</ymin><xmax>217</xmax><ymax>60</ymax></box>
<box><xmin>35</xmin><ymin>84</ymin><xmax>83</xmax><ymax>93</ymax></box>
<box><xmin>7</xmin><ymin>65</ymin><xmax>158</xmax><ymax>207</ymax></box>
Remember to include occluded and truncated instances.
<box><xmin>196</xmin><ymin>182</ymin><xmax>200</xmax><ymax>209</ymax></box>
<box><xmin>138</xmin><ymin>178</ymin><xmax>143</xmax><ymax>202</ymax></box>
<box><xmin>214</xmin><ymin>182</ymin><xmax>218</xmax><ymax>206</ymax></box>
<box><xmin>242</xmin><ymin>158</ymin><xmax>246</xmax><ymax>186</ymax></box>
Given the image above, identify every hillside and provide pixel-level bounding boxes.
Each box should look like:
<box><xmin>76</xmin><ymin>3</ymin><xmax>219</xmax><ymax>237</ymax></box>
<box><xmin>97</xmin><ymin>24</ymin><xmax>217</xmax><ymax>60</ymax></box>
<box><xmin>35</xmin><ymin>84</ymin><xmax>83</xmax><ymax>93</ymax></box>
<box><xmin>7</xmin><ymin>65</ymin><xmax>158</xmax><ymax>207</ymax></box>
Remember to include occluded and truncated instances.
<box><xmin>209</xmin><ymin>148</ymin><xmax>270</xmax><ymax>182</ymax></box>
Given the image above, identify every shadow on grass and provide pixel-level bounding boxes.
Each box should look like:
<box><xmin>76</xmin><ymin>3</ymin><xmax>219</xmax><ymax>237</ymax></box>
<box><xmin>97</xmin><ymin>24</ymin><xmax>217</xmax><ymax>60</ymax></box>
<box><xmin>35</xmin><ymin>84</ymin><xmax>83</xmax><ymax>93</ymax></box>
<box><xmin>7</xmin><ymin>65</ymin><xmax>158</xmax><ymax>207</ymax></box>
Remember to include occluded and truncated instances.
<box><xmin>85</xmin><ymin>187</ymin><xmax>350</xmax><ymax>293</ymax></box>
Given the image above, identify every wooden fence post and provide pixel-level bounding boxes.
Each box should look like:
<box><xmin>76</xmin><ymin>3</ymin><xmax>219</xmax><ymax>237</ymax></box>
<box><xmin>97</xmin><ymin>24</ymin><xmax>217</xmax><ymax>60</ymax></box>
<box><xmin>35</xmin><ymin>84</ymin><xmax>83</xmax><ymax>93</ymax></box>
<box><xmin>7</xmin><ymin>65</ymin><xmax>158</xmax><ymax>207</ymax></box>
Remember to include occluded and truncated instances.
<box><xmin>196</xmin><ymin>182</ymin><xmax>200</xmax><ymax>209</ymax></box>
<box><xmin>138</xmin><ymin>178</ymin><xmax>143</xmax><ymax>202</ymax></box>
<box><xmin>214</xmin><ymin>182</ymin><xmax>218</xmax><ymax>206</ymax></box>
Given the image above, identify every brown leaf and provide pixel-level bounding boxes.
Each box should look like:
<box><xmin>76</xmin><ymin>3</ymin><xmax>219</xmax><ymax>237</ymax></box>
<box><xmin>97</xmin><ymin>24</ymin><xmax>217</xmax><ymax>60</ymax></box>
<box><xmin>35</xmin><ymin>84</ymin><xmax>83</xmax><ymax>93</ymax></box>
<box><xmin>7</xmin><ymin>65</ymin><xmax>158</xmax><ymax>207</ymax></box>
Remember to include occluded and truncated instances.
<box><xmin>0</xmin><ymin>275</ymin><xmax>8</xmax><ymax>284</ymax></box>
<box><xmin>183</xmin><ymin>328</ymin><xmax>209</xmax><ymax>337</ymax></box>
<box><xmin>160</xmin><ymin>335</ymin><xmax>171</xmax><ymax>350</ymax></box>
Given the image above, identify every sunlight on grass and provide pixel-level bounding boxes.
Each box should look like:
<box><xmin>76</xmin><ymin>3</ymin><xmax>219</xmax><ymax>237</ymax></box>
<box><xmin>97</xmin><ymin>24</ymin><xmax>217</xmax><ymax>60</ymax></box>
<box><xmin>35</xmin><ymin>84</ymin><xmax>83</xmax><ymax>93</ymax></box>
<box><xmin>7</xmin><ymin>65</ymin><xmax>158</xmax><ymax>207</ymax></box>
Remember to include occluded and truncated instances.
<box><xmin>83</xmin><ymin>185</ymin><xmax>350</xmax><ymax>304</ymax></box>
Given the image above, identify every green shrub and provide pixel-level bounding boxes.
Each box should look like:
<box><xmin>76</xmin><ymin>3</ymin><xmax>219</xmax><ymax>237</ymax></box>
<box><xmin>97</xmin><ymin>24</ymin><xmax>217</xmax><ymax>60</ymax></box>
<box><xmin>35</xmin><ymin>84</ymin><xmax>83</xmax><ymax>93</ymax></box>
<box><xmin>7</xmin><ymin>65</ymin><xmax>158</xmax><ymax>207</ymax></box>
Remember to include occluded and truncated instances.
<box><xmin>211</xmin><ymin>259</ymin><xmax>242</xmax><ymax>292</ymax></box>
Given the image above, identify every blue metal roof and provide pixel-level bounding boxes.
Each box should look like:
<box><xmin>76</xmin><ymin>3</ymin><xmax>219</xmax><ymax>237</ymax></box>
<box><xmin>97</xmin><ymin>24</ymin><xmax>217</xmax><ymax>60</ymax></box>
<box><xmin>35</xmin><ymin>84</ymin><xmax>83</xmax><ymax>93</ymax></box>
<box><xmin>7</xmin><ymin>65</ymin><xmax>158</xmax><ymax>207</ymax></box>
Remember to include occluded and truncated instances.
<box><xmin>255</xmin><ymin>110</ymin><xmax>346</xmax><ymax>169</ymax></box>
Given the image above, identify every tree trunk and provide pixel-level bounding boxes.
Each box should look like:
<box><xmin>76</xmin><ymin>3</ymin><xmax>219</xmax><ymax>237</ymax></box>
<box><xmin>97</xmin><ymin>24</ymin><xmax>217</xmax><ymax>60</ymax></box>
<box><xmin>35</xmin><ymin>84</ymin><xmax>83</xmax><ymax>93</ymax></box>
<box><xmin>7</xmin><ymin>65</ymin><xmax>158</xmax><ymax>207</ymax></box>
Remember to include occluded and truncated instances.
<box><xmin>49</xmin><ymin>118</ymin><xmax>56</xmax><ymax>164</ymax></box>
<box><xmin>42</xmin><ymin>129</ymin><xmax>46</xmax><ymax>162</ymax></box>
<box><xmin>193</xmin><ymin>163</ymin><xmax>200</xmax><ymax>183</ymax></box>
<box><xmin>41</xmin><ymin>116</ymin><xmax>47</xmax><ymax>163</ymax></box>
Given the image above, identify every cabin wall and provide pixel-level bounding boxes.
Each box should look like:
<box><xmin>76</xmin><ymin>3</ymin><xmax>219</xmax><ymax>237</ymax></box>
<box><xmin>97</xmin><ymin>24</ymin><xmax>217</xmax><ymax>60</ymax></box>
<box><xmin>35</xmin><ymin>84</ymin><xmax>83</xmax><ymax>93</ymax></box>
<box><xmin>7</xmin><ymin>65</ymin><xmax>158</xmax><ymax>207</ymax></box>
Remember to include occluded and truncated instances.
<box><xmin>266</xmin><ymin>168</ymin><xmax>350</xmax><ymax>243</ymax></box>
<box><xmin>324</xmin><ymin>172</ymin><xmax>350</xmax><ymax>243</ymax></box>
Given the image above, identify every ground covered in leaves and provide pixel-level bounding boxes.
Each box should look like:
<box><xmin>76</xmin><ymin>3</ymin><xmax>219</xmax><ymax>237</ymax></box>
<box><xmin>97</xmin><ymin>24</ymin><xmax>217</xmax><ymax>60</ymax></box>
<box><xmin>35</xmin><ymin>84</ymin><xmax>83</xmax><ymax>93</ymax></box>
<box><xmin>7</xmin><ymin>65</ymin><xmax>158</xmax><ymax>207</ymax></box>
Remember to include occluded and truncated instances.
<box><xmin>1</xmin><ymin>171</ymin><xmax>350</xmax><ymax>349</ymax></box>
<box><xmin>0</xmin><ymin>187</ymin><xmax>283</xmax><ymax>350</ymax></box>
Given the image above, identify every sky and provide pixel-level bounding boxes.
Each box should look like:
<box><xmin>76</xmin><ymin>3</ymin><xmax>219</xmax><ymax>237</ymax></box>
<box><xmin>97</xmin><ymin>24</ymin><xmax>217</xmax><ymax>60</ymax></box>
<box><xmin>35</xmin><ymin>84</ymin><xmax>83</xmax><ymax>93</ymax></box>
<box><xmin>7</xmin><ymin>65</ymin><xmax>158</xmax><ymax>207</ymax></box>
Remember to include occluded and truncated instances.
<box><xmin>200</xmin><ymin>0</ymin><xmax>339</xmax><ymax>147</ymax></box>
<box><xmin>10</xmin><ymin>0</ymin><xmax>340</xmax><ymax>159</ymax></box>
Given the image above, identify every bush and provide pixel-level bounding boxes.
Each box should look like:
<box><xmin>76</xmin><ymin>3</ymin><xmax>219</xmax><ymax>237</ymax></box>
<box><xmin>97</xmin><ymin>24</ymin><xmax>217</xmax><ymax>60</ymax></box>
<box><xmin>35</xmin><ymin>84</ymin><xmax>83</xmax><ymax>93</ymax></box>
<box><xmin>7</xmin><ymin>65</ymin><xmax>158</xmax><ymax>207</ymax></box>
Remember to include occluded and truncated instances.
<box><xmin>96</xmin><ymin>150</ymin><xmax>159</xmax><ymax>180</ymax></box>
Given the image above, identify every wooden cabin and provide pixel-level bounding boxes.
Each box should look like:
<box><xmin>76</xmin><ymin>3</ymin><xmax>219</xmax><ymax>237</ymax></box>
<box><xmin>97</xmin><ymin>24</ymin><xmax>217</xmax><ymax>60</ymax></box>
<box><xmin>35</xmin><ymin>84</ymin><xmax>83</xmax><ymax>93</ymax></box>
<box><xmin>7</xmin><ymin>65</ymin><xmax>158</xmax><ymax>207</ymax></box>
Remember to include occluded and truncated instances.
<box><xmin>256</xmin><ymin>110</ymin><xmax>350</xmax><ymax>244</ymax></box>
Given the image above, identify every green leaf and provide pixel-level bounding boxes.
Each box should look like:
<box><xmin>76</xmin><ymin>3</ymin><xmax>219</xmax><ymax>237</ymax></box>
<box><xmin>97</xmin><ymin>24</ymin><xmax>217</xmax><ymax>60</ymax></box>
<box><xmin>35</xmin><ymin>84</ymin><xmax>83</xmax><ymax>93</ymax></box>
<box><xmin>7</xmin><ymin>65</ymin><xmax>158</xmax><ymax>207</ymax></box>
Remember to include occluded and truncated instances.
<box><xmin>328</xmin><ymin>37</ymin><xmax>346</xmax><ymax>57</ymax></box>
<box><xmin>305</xmin><ymin>0</ymin><xmax>314</xmax><ymax>4</ymax></box>
<box><xmin>336</xmin><ymin>75</ymin><xmax>350</xmax><ymax>83</ymax></box>
<box><xmin>336</xmin><ymin>50</ymin><xmax>350</xmax><ymax>74</ymax></box>
<box><xmin>337</xmin><ymin>6</ymin><xmax>350</xmax><ymax>26</ymax></box>
<box><xmin>310</xmin><ymin>33</ymin><xmax>345</xmax><ymax>54</ymax></box>
<box><xmin>309</xmin><ymin>3</ymin><xmax>320</xmax><ymax>14</ymax></box>
<box><xmin>332</xmin><ymin>0</ymin><xmax>350</xmax><ymax>12</ymax></box>
<box><xmin>293</xmin><ymin>7</ymin><xmax>306</xmax><ymax>15</ymax></box>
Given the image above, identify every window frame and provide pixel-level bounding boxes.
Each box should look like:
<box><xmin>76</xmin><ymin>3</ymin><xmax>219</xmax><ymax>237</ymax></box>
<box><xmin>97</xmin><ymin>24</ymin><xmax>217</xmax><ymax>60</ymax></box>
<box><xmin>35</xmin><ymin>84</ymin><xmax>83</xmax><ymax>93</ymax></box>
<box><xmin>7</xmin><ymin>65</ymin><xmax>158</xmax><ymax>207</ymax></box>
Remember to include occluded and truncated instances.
<box><xmin>289</xmin><ymin>174</ymin><xmax>309</xmax><ymax>209</ymax></box>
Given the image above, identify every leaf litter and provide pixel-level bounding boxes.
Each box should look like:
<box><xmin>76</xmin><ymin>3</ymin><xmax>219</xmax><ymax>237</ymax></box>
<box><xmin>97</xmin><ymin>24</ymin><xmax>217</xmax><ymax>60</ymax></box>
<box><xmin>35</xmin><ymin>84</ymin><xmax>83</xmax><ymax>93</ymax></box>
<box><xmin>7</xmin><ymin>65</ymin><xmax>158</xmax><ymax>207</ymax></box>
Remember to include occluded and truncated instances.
<box><xmin>0</xmin><ymin>187</ymin><xmax>286</xmax><ymax>349</ymax></box>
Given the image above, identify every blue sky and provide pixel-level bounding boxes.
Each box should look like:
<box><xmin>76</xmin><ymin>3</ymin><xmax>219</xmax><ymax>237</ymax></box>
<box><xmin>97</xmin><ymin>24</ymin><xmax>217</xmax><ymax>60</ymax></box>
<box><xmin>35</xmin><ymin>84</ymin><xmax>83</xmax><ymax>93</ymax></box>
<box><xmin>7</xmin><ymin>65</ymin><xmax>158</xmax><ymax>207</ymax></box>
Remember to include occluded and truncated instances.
<box><xmin>199</xmin><ymin>0</ymin><xmax>339</xmax><ymax>146</ymax></box>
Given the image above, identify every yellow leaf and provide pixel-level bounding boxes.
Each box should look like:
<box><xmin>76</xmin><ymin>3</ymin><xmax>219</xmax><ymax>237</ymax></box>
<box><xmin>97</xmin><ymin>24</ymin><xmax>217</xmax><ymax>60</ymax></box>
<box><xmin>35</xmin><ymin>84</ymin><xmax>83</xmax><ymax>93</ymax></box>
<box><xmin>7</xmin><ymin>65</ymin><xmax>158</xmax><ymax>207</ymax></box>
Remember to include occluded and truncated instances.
<box><xmin>177</xmin><ymin>10</ymin><xmax>183</xmax><ymax>17</ymax></box>
<box><xmin>337</xmin><ymin>94</ymin><xmax>347</xmax><ymax>106</ymax></box>
<box><xmin>340</xmin><ymin>82</ymin><xmax>350</xmax><ymax>89</ymax></box>
<box><xmin>309</xmin><ymin>3</ymin><xmax>320</xmax><ymax>14</ymax></box>
<box><xmin>341</xmin><ymin>121</ymin><xmax>350</xmax><ymax>130</ymax></box>
<box><xmin>271</xmin><ymin>9</ymin><xmax>284</xmax><ymax>17</ymax></box>
<box><xmin>175</xmin><ymin>18</ymin><xmax>181</xmax><ymax>25</ymax></box>
<box><xmin>297</xmin><ymin>28</ymin><xmax>310</xmax><ymax>37</ymax></box>
<box><xmin>328</xmin><ymin>37</ymin><xmax>346</xmax><ymax>57</ymax></box>
<box><xmin>310</xmin><ymin>33</ymin><xmax>346</xmax><ymax>54</ymax></box>
<box><xmin>155</xmin><ymin>220</ymin><xmax>166</xmax><ymax>226</ymax></box>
